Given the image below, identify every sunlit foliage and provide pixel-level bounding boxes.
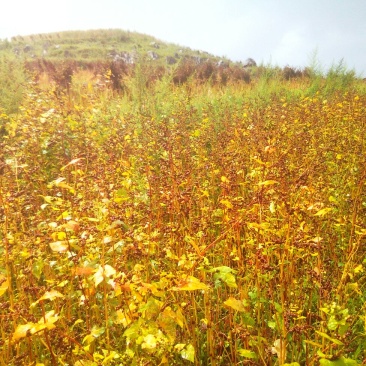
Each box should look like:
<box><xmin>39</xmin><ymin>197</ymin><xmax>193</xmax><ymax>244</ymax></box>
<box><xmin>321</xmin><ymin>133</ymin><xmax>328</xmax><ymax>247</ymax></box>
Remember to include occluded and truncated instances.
<box><xmin>0</xmin><ymin>63</ymin><xmax>366</xmax><ymax>365</ymax></box>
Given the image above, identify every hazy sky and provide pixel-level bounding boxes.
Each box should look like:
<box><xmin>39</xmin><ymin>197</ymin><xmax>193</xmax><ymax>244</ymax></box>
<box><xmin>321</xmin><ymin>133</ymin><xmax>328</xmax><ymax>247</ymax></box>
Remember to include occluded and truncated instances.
<box><xmin>1</xmin><ymin>0</ymin><xmax>365</xmax><ymax>75</ymax></box>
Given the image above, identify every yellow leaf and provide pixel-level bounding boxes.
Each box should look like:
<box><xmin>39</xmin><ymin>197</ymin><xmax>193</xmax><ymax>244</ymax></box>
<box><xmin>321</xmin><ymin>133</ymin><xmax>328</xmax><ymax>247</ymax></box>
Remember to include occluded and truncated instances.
<box><xmin>103</xmin><ymin>264</ymin><xmax>116</xmax><ymax>277</ymax></box>
<box><xmin>32</xmin><ymin>322</ymin><xmax>56</xmax><ymax>333</ymax></box>
<box><xmin>93</xmin><ymin>265</ymin><xmax>116</xmax><ymax>287</ymax></box>
<box><xmin>115</xmin><ymin>309</ymin><xmax>132</xmax><ymax>327</ymax></box>
<box><xmin>172</xmin><ymin>276</ymin><xmax>209</xmax><ymax>291</ymax></box>
<box><xmin>238</xmin><ymin>349</ymin><xmax>257</xmax><ymax>359</ymax></box>
<box><xmin>224</xmin><ymin>297</ymin><xmax>246</xmax><ymax>312</ymax></box>
<box><xmin>354</xmin><ymin>264</ymin><xmax>363</xmax><ymax>274</ymax></box>
<box><xmin>103</xmin><ymin>236</ymin><xmax>112</xmax><ymax>244</ymax></box>
<box><xmin>271</xmin><ymin>339</ymin><xmax>284</xmax><ymax>357</ymax></box>
<box><xmin>141</xmin><ymin>334</ymin><xmax>157</xmax><ymax>350</ymax></box>
<box><xmin>63</xmin><ymin>220</ymin><xmax>80</xmax><ymax>233</ymax></box>
<box><xmin>175</xmin><ymin>308</ymin><xmax>184</xmax><ymax>328</ymax></box>
<box><xmin>221</xmin><ymin>176</ymin><xmax>230</xmax><ymax>183</ymax></box>
<box><xmin>12</xmin><ymin>323</ymin><xmax>33</xmax><ymax>342</ymax></box>
<box><xmin>181</xmin><ymin>344</ymin><xmax>195</xmax><ymax>363</ymax></box>
<box><xmin>314</xmin><ymin>207</ymin><xmax>333</xmax><ymax>216</ymax></box>
<box><xmin>49</xmin><ymin>241</ymin><xmax>68</xmax><ymax>252</ymax></box>
<box><xmin>220</xmin><ymin>199</ymin><xmax>233</xmax><ymax>209</ymax></box>
<box><xmin>43</xmin><ymin>196</ymin><xmax>54</xmax><ymax>204</ymax></box>
<box><xmin>56</xmin><ymin>181</ymin><xmax>75</xmax><ymax>194</ymax></box>
<box><xmin>310</xmin><ymin>236</ymin><xmax>323</xmax><ymax>243</ymax></box>
<box><xmin>72</xmin><ymin>266</ymin><xmax>95</xmax><ymax>276</ymax></box>
<box><xmin>94</xmin><ymin>267</ymin><xmax>104</xmax><ymax>287</ymax></box>
<box><xmin>57</xmin><ymin>231</ymin><xmax>67</xmax><ymax>240</ymax></box>
<box><xmin>174</xmin><ymin>343</ymin><xmax>186</xmax><ymax>352</ymax></box>
<box><xmin>86</xmin><ymin>217</ymin><xmax>99</xmax><ymax>222</ymax></box>
<box><xmin>257</xmin><ymin>180</ymin><xmax>279</xmax><ymax>186</ymax></box>
<box><xmin>60</xmin><ymin>158</ymin><xmax>83</xmax><ymax>171</ymax></box>
<box><xmin>328</xmin><ymin>196</ymin><xmax>337</xmax><ymax>203</ymax></box>
<box><xmin>40</xmin><ymin>108</ymin><xmax>55</xmax><ymax>118</ymax></box>
<box><xmin>31</xmin><ymin>290</ymin><xmax>64</xmax><ymax>308</ymax></box>
<box><xmin>38</xmin><ymin>310</ymin><xmax>59</xmax><ymax>325</ymax></box>
<box><xmin>0</xmin><ymin>274</ymin><xmax>9</xmax><ymax>297</ymax></box>
<box><xmin>52</xmin><ymin>177</ymin><xmax>66</xmax><ymax>185</ymax></box>
<box><xmin>38</xmin><ymin>290</ymin><xmax>64</xmax><ymax>302</ymax></box>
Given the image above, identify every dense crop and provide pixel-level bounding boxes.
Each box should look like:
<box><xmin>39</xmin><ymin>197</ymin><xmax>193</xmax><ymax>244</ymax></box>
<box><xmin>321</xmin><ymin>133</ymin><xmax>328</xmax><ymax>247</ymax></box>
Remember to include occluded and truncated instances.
<box><xmin>1</xmin><ymin>68</ymin><xmax>366</xmax><ymax>365</ymax></box>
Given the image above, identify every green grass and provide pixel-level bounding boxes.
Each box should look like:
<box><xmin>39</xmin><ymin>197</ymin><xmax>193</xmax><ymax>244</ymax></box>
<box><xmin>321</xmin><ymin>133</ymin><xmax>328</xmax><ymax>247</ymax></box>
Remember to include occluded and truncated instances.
<box><xmin>0</xmin><ymin>29</ymin><xmax>219</xmax><ymax>65</ymax></box>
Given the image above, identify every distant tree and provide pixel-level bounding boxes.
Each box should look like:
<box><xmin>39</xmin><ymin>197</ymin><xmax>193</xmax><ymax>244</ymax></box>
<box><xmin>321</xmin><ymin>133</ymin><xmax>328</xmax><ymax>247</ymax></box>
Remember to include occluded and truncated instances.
<box><xmin>243</xmin><ymin>58</ymin><xmax>257</xmax><ymax>68</ymax></box>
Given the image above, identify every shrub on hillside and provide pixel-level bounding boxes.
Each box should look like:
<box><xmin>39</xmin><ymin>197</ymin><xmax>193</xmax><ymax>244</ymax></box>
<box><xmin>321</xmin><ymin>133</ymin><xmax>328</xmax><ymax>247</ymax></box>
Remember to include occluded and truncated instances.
<box><xmin>0</xmin><ymin>54</ymin><xmax>28</xmax><ymax>114</ymax></box>
<box><xmin>173</xmin><ymin>59</ymin><xmax>196</xmax><ymax>84</ymax></box>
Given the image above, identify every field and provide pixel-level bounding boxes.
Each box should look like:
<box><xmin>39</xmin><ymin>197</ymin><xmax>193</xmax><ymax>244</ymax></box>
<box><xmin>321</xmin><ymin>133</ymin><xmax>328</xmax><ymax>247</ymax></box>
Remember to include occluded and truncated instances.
<box><xmin>1</xmin><ymin>45</ymin><xmax>366</xmax><ymax>365</ymax></box>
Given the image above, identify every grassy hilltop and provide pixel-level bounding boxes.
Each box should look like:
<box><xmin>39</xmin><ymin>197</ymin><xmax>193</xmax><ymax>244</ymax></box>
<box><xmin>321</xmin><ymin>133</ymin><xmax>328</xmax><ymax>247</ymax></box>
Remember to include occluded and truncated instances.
<box><xmin>0</xmin><ymin>29</ymin><xmax>220</xmax><ymax>63</ymax></box>
<box><xmin>0</xmin><ymin>29</ymin><xmax>366</xmax><ymax>366</ymax></box>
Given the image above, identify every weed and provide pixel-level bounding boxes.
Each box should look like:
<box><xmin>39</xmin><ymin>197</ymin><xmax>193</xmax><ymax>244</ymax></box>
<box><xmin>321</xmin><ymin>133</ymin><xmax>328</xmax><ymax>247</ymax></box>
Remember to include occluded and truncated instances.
<box><xmin>0</xmin><ymin>41</ymin><xmax>365</xmax><ymax>366</ymax></box>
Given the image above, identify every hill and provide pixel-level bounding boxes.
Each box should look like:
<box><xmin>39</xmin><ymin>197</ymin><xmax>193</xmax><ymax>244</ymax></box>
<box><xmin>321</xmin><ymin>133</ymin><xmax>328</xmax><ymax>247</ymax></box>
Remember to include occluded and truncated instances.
<box><xmin>0</xmin><ymin>28</ymin><xmax>230</xmax><ymax>66</ymax></box>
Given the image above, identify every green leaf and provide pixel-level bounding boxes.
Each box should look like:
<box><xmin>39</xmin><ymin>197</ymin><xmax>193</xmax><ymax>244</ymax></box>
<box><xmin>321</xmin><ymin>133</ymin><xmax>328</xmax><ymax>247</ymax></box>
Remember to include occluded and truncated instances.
<box><xmin>208</xmin><ymin>266</ymin><xmax>237</xmax><ymax>274</ymax></box>
<box><xmin>274</xmin><ymin>301</ymin><xmax>283</xmax><ymax>313</ymax></box>
<box><xmin>315</xmin><ymin>331</ymin><xmax>344</xmax><ymax>345</ymax></box>
<box><xmin>304</xmin><ymin>339</ymin><xmax>323</xmax><ymax>348</ymax></box>
<box><xmin>123</xmin><ymin>321</ymin><xmax>141</xmax><ymax>340</ymax></box>
<box><xmin>181</xmin><ymin>344</ymin><xmax>195</xmax><ymax>363</ymax></box>
<box><xmin>32</xmin><ymin>260</ymin><xmax>44</xmax><ymax>280</ymax></box>
<box><xmin>209</xmin><ymin>266</ymin><xmax>237</xmax><ymax>288</ymax></box>
<box><xmin>243</xmin><ymin>313</ymin><xmax>256</xmax><ymax>327</ymax></box>
<box><xmin>327</xmin><ymin>316</ymin><xmax>339</xmax><ymax>330</ymax></box>
<box><xmin>319</xmin><ymin>356</ymin><xmax>359</xmax><ymax>365</ymax></box>
<box><xmin>90</xmin><ymin>326</ymin><xmax>105</xmax><ymax>338</ymax></box>
<box><xmin>101</xmin><ymin>350</ymin><xmax>120</xmax><ymax>364</ymax></box>
<box><xmin>214</xmin><ymin>271</ymin><xmax>237</xmax><ymax>288</ymax></box>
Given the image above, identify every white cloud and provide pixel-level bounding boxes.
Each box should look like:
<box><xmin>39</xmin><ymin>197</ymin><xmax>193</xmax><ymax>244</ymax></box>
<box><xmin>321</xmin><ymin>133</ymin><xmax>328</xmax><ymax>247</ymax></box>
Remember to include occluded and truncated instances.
<box><xmin>272</xmin><ymin>29</ymin><xmax>309</xmax><ymax>67</ymax></box>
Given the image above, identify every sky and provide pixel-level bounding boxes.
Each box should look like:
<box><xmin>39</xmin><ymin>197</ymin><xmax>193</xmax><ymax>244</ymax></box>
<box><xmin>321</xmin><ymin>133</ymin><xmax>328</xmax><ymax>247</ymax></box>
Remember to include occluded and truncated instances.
<box><xmin>1</xmin><ymin>0</ymin><xmax>365</xmax><ymax>76</ymax></box>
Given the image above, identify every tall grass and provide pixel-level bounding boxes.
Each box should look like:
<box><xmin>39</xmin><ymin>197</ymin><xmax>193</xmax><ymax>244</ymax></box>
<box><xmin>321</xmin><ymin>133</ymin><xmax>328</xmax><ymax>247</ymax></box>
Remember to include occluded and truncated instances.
<box><xmin>0</xmin><ymin>59</ymin><xmax>365</xmax><ymax>365</ymax></box>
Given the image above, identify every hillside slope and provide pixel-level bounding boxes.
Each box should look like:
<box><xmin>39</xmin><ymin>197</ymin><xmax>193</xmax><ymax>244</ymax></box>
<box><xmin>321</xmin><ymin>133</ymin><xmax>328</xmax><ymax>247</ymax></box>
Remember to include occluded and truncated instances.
<box><xmin>0</xmin><ymin>28</ymin><xmax>232</xmax><ymax>66</ymax></box>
